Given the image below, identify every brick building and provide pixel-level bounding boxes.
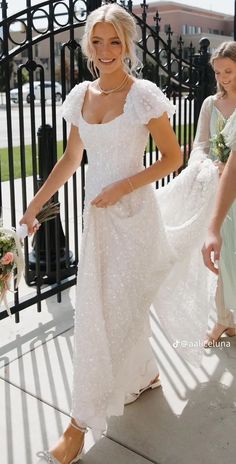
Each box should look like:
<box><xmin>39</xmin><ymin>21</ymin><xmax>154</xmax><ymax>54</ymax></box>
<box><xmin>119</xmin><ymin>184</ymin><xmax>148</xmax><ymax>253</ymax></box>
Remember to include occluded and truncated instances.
<box><xmin>134</xmin><ymin>1</ymin><xmax>233</xmax><ymax>57</ymax></box>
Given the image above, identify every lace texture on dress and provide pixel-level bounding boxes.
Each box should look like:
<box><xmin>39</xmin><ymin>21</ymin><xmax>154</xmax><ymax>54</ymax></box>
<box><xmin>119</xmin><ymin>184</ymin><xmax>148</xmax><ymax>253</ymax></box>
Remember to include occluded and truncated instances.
<box><xmin>61</xmin><ymin>81</ymin><xmax>88</xmax><ymax>127</ymax></box>
<box><xmin>130</xmin><ymin>79</ymin><xmax>175</xmax><ymax>124</ymax></box>
<box><xmin>60</xmin><ymin>79</ymin><xmax>219</xmax><ymax>438</ymax></box>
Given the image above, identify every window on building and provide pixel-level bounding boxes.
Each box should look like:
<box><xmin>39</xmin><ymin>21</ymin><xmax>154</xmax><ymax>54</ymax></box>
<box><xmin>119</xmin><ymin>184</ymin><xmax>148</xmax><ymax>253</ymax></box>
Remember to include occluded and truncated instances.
<box><xmin>183</xmin><ymin>25</ymin><xmax>200</xmax><ymax>35</ymax></box>
<box><xmin>164</xmin><ymin>24</ymin><xmax>170</xmax><ymax>33</ymax></box>
<box><xmin>213</xmin><ymin>29</ymin><xmax>219</xmax><ymax>34</ymax></box>
<box><xmin>189</xmin><ymin>25</ymin><xmax>197</xmax><ymax>34</ymax></box>
<box><xmin>55</xmin><ymin>42</ymin><xmax>62</xmax><ymax>56</ymax></box>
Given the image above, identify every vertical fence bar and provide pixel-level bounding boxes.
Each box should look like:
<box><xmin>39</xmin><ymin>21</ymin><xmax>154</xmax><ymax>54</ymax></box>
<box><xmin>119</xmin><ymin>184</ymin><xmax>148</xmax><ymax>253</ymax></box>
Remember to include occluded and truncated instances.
<box><xmin>141</xmin><ymin>0</ymin><xmax>148</xmax><ymax>77</ymax></box>
<box><xmin>2</xmin><ymin>0</ymin><xmax>21</xmax><ymax>321</ymax></box>
<box><xmin>25</xmin><ymin>0</ymin><xmax>42</xmax><ymax>314</ymax></box>
<box><xmin>61</xmin><ymin>42</ymin><xmax>72</xmax><ymax>267</ymax></box>
<box><xmin>154</xmin><ymin>10</ymin><xmax>161</xmax><ymax>87</ymax></box>
<box><xmin>69</xmin><ymin>0</ymin><xmax>79</xmax><ymax>274</ymax></box>
<box><xmin>188</xmin><ymin>41</ymin><xmax>195</xmax><ymax>157</ymax></box>
<box><xmin>48</xmin><ymin>0</ymin><xmax>62</xmax><ymax>302</ymax></box>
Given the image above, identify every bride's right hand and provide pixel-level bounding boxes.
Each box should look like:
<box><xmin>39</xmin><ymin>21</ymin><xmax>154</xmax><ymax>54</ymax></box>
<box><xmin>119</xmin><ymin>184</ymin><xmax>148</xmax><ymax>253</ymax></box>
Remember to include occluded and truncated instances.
<box><xmin>19</xmin><ymin>207</ymin><xmax>40</xmax><ymax>236</ymax></box>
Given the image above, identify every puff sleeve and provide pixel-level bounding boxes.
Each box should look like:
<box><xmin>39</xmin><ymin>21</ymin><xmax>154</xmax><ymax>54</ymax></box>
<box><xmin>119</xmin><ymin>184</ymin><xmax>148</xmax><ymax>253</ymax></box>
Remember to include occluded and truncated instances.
<box><xmin>61</xmin><ymin>81</ymin><xmax>88</xmax><ymax>127</ymax></box>
<box><xmin>133</xmin><ymin>79</ymin><xmax>175</xmax><ymax>124</ymax></box>
<box><xmin>192</xmin><ymin>96</ymin><xmax>214</xmax><ymax>154</ymax></box>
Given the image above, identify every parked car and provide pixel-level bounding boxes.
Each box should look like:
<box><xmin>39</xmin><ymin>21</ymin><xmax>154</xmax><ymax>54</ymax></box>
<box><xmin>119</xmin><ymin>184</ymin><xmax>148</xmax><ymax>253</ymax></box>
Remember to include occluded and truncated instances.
<box><xmin>10</xmin><ymin>81</ymin><xmax>62</xmax><ymax>103</ymax></box>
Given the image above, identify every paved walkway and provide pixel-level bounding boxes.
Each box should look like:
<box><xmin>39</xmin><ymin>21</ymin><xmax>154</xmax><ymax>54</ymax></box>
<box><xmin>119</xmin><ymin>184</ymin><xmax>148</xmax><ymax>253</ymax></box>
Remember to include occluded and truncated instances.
<box><xmin>1</xmin><ymin>175</ymin><xmax>236</xmax><ymax>463</ymax></box>
<box><xmin>0</xmin><ymin>287</ymin><xmax>236</xmax><ymax>464</ymax></box>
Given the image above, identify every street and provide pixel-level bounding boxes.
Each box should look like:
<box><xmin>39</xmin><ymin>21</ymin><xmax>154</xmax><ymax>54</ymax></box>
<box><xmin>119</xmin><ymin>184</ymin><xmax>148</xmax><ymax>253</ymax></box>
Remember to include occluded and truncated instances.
<box><xmin>0</xmin><ymin>101</ymin><xmax>63</xmax><ymax>148</ymax></box>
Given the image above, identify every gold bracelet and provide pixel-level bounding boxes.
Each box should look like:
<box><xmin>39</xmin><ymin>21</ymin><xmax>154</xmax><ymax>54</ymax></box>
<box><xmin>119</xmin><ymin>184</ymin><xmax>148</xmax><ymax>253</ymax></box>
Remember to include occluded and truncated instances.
<box><xmin>127</xmin><ymin>177</ymin><xmax>134</xmax><ymax>192</ymax></box>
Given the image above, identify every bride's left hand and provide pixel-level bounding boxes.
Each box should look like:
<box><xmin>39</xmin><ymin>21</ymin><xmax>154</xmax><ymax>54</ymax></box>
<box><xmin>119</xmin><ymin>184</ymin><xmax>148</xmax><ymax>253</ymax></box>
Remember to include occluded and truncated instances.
<box><xmin>91</xmin><ymin>179</ymin><xmax>131</xmax><ymax>208</ymax></box>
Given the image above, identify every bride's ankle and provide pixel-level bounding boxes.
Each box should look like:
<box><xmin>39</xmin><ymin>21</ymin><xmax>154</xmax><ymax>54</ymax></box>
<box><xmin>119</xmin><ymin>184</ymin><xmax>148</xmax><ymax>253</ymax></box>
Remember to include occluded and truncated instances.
<box><xmin>64</xmin><ymin>418</ymin><xmax>87</xmax><ymax>437</ymax></box>
<box><xmin>71</xmin><ymin>417</ymin><xmax>88</xmax><ymax>432</ymax></box>
<box><xmin>211</xmin><ymin>323</ymin><xmax>227</xmax><ymax>334</ymax></box>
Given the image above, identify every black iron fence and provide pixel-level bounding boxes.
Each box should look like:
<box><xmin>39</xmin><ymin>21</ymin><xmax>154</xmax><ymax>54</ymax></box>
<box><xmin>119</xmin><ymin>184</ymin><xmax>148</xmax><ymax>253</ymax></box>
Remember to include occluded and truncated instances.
<box><xmin>0</xmin><ymin>0</ymin><xmax>215</xmax><ymax>321</ymax></box>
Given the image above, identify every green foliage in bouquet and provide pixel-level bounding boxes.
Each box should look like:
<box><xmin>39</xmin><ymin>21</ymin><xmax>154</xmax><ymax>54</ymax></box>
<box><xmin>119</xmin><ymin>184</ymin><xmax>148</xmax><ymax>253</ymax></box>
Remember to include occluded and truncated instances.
<box><xmin>210</xmin><ymin>117</ymin><xmax>231</xmax><ymax>163</ymax></box>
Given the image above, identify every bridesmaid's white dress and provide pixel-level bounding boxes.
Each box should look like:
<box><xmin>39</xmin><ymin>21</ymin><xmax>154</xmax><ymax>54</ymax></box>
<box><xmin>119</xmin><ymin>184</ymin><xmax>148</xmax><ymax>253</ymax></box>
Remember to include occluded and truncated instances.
<box><xmin>61</xmin><ymin>79</ymin><xmax>218</xmax><ymax>436</ymax></box>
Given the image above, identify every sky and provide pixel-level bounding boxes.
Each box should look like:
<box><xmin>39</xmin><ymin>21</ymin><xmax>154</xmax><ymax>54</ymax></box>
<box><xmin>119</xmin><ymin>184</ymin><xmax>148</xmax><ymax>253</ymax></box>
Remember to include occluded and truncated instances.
<box><xmin>3</xmin><ymin>0</ymin><xmax>235</xmax><ymax>17</ymax></box>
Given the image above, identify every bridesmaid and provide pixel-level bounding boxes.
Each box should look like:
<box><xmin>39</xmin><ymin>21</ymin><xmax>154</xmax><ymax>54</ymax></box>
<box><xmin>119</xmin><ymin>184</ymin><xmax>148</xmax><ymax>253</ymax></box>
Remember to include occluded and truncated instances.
<box><xmin>202</xmin><ymin>149</ymin><xmax>236</xmax><ymax>272</ymax></box>
<box><xmin>193</xmin><ymin>41</ymin><xmax>236</xmax><ymax>346</ymax></box>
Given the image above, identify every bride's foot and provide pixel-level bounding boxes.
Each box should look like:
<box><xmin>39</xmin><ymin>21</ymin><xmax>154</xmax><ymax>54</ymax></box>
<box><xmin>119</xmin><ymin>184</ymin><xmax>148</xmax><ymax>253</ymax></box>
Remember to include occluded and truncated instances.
<box><xmin>204</xmin><ymin>323</ymin><xmax>236</xmax><ymax>348</ymax></box>
<box><xmin>40</xmin><ymin>419</ymin><xmax>86</xmax><ymax>464</ymax></box>
<box><xmin>124</xmin><ymin>374</ymin><xmax>161</xmax><ymax>405</ymax></box>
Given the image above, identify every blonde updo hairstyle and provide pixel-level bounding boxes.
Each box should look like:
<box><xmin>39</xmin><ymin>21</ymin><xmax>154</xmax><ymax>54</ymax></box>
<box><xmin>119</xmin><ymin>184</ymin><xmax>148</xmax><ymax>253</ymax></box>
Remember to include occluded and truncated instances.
<box><xmin>211</xmin><ymin>41</ymin><xmax>236</xmax><ymax>97</ymax></box>
<box><xmin>82</xmin><ymin>3</ymin><xmax>140</xmax><ymax>77</ymax></box>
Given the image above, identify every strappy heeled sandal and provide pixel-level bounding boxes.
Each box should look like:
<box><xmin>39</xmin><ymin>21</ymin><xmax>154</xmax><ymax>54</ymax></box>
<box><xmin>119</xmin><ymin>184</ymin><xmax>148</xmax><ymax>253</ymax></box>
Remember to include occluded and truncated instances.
<box><xmin>124</xmin><ymin>375</ymin><xmax>161</xmax><ymax>405</ymax></box>
<box><xmin>204</xmin><ymin>325</ymin><xmax>236</xmax><ymax>348</ymax></box>
<box><xmin>38</xmin><ymin>421</ymin><xmax>87</xmax><ymax>463</ymax></box>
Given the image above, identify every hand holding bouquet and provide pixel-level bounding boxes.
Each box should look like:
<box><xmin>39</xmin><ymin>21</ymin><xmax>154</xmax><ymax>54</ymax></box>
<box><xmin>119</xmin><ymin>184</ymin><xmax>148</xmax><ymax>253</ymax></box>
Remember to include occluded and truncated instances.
<box><xmin>210</xmin><ymin>118</ymin><xmax>231</xmax><ymax>164</ymax></box>
<box><xmin>18</xmin><ymin>200</ymin><xmax>60</xmax><ymax>239</ymax></box>
<box><xmin>0</xmin><ymin>201</ymin><xmax>60</xmax><ymax>316</ymax></box>
<box><xmin>210</xmin><ymin>110</ymin><xmax>236</xmax><ymax>164</ymax></box>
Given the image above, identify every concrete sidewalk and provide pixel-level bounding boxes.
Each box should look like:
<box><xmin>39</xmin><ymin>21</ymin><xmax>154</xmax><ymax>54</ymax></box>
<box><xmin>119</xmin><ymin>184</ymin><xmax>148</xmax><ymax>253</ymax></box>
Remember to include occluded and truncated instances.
<box><xmin>0</xmin><ymin>287</ymin><xmax>236</xmax><ymax>464</ymax></box>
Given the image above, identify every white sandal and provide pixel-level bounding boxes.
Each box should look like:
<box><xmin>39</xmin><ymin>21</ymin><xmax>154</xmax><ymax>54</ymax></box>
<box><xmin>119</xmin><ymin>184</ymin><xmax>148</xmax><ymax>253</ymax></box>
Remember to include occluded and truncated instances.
<box><xmin>37</xmin><ymin>421</ymin><xmax>87</xmax><ymax>463</ymax></box>
<box><xmin>124</xmin><ymin>375</ymin><xmax>161</xmax><ymax>405</ymax></box>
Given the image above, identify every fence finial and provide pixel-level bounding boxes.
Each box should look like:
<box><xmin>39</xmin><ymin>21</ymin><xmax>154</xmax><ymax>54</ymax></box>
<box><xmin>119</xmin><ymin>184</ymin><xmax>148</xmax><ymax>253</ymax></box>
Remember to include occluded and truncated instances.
<box><xmin>0</xmin><ymin>0</ymin><xmax>8</xmax><ymax>20</ymax></box>
<box><xmin>153</xmin><ymin>11</ymin><xmax>161</xmax><ymax>33</ymax></box>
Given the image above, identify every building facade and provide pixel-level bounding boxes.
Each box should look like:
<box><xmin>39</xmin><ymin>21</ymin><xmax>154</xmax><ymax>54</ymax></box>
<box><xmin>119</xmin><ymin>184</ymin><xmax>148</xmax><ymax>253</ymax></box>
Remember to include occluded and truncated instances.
<box><xmin>7</xmin><ymin>1</ymin><xmax>234</xmax><ymax>88</ymax></box>
<box><xmin>134</xmin><ymin>1</ymin><xmax>233</xmax><ymax>58</ymax></box>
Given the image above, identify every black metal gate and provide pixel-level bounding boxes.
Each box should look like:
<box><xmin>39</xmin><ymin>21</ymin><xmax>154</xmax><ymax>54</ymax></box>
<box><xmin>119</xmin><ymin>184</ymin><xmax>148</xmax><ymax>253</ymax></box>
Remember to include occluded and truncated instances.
<box><xmin>0</xmin><ymin>0</ymin><xmax>215</xmax><ymax>322</ymax></box>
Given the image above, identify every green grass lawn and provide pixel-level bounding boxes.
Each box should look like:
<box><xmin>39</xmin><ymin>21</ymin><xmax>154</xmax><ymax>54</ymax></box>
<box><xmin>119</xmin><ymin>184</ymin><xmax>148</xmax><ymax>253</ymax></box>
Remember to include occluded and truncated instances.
<box><xmin>1</xmin><ymin>124</ymin><xmax>194</xmax><ymax>181</ymax></box>
<box><xmin>0</xmin><ymin>141</ymin><xmax>64</xmax><ymax>181</ymax></box>
<box><xmin>146</xmin><ymin>123</ymin><xmax>193</xmax><ymax>154</ymax></box>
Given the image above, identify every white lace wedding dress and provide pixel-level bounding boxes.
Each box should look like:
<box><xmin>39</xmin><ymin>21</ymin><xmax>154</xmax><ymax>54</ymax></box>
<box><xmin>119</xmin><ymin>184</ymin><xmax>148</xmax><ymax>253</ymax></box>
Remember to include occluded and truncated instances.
<box><xmin>61</xmin><ymin>79</ymin><xmax>218</xmax><ymax>436</ymax></box>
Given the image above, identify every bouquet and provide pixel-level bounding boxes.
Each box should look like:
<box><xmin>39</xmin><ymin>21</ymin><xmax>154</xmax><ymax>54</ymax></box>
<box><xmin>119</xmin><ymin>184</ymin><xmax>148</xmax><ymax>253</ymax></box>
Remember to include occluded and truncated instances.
<box><xmin>210</xmin><ymin>117</ymin><xmax>231</xmax><ymax>163</ymax></box>
<box><xmin>210</xmin><ymin>109</ymin><xmax>236</xmax><ymax>163</ymax></box>
<box><xmin>0</xmin><ymin>201</ymin><xmax>60</xmax><ymax>316</ymax></box>
<box><xmin>0</xmin><ymin>228</ymin><xmax>24</xmax><ymax>316</ymax></box>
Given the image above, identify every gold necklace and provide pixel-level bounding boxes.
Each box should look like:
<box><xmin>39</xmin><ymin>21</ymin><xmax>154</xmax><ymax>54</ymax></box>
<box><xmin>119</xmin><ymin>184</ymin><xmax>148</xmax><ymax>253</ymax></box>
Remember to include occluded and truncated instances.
<box><xmin>97</xmin><ymin>73</ymin><xmax>129</xmax><ymax>95</ymax></box>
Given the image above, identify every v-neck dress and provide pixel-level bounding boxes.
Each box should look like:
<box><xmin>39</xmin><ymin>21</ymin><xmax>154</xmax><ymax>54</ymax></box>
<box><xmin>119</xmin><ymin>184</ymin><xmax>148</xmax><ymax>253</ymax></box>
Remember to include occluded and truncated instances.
<box><xmin>210</xmin><ymin>103</ymin><xmax>236</xmax><ymax>313</ymax></box>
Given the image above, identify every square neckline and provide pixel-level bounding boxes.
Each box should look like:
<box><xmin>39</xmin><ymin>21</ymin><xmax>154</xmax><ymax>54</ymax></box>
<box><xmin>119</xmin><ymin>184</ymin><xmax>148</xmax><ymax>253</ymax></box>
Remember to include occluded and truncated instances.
<box><xmin>80</xmin><ymin>79</ymin><xmax>137</xmax><ymax>126</ymax></box>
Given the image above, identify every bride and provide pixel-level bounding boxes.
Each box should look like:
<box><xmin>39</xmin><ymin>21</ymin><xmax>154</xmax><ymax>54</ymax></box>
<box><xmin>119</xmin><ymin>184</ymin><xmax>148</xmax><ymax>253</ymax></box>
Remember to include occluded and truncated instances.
<box><xmin>20</xmin><ymin>4</ymin><xmax>217</xmax><ymax>463</ymax></box>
